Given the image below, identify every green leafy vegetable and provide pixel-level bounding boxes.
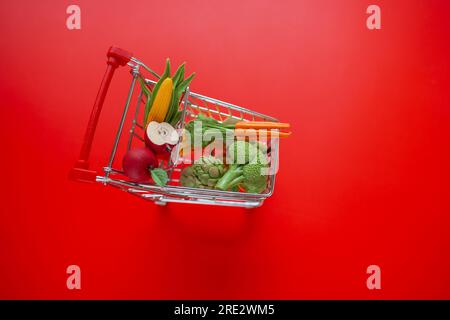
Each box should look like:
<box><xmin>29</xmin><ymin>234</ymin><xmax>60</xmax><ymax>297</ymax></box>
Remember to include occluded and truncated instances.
<box><xmin>184</xmin><ymin>114</ymin><xmax>235</xmax><ymax>148</ymax></box>
<box><xmin>170</xmin><ymin>110</ymin><xmax>182</xmax><ymax>127</ymax></box>
<box><xmin>165</xmin><ymin>71</ymin><xmax>195</xmax><ymax>126</ymax></box>
<box><xmin>150</xmin><ymin>168</ymin><xmax>169</xmax><ymax>186</ymax></box>
<box><xmin>172</xmin><ymin>63</ymin><xmax>185</xmax><ymax>87</ymax></box>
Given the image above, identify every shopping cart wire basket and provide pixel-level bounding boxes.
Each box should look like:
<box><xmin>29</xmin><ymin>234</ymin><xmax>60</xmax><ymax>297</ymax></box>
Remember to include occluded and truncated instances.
<box><xmin>69</xmin><ymin>47</ymin><xmax>280</xmax><ymax>208</ymax></box>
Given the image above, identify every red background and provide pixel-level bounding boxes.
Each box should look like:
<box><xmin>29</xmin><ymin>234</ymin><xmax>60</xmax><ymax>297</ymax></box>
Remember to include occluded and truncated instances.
<box><xmin>0</xmin><ymin>0</ymin><xmax>449</xmax><ymax>299</ymax></box>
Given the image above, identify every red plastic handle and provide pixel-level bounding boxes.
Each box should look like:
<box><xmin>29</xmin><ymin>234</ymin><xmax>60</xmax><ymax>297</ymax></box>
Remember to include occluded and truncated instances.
<box><xmin>69</xmin><ymin>46</ymin><xmax>132</xmax><ymax>182</ymax></box>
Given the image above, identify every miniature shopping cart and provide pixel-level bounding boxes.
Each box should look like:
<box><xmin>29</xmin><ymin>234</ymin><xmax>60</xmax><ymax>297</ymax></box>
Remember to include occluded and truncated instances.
<box><xmin>69</xmin><ymin>47</ymin><xmax>280</xmax><ymax>208</ymax></box>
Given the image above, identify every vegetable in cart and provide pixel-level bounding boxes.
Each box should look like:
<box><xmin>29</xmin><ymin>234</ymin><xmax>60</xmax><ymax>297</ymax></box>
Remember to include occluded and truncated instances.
<box><xmin>184</xmin><ymin>114</ymin><xmax>292</xmax><ymax>147</ymax></box>
<box><xmin>215</xmin><ymin>141</ymin><xmax>269</xmax><ymax>192</ymax></box>
<box><xmin>180</xmin><ymin>157</ymin><xmax>226</xmax><ymax>189</ymax></box>
<box><xmin>140</xmin><ymin>59</ymin><xmax>195</xmax><ymax>127</ymax></box>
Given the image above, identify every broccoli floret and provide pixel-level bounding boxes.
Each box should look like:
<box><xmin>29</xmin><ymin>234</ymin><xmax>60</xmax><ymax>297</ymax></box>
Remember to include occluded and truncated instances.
<box><xmin>241</xmin><ymin>163</ymin><xmax>268</xmax><ymax>193</ymax></box>
<box><xmin>227</xmin><ymin>140</ymin><xmax>259</xmax><ymax>164</ymax></box>
<box><xmin>214</xmin><ymin>163</ymin><xmax>243</xmax><ymax>191</ymax></box>
<box><xmin>215</xmin><ymin>141</ymin><xmax>269</xmax><ymax>192</ymax></box>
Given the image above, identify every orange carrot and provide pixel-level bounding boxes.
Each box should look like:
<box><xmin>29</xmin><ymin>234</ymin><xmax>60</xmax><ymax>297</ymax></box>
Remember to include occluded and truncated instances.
<box><xmin>235</xmin><ymin>121</ymin><xmax>290</xmax><ymax>130</ymax></box>
<box><xmin>234</xmin><ymin>129</ymin><xmax>291</xmax><ymax>138</ymax></box>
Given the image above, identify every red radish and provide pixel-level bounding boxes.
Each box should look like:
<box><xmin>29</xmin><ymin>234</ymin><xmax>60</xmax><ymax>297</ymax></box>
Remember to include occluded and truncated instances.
<box><xmin>122</xmin><ymin>147</ymin><xmax>158</xmax><ymax>182</ymax></box>
<box><xmin>145</xmin><ymin>121</ymin><xmax>179</xmax><ymax>155</ymax></box>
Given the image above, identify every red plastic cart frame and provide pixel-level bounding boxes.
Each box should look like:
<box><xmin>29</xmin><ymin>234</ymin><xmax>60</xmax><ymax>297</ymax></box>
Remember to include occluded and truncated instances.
<box><xmin>69</xmin><ymin>46</ymin><xmax>132</xmax><ymax>183</ymax></box>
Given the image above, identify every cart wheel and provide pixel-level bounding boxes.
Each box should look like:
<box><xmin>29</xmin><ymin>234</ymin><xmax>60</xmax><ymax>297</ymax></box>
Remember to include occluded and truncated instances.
<box><xmin>155</xmin><ymin>201</ymin><xmax>167</xmax><ymax>206</ymax></box>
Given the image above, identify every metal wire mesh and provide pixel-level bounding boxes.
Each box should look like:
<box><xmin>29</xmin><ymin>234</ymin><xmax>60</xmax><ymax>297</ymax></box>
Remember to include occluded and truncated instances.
<box><xmin>97</xmin><ymin>59</ymin><xmax>280</xmax><ymax>208</ymax></box>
